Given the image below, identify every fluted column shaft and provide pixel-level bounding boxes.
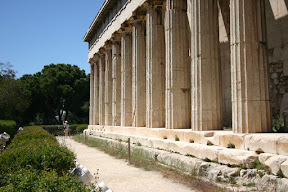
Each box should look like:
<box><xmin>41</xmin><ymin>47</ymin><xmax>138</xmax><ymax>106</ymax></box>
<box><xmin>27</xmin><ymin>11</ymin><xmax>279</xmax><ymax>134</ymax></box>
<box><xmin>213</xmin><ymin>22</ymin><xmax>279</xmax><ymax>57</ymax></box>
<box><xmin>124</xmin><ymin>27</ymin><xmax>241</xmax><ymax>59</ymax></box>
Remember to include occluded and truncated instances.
<box><xmin>105</xmin><ymin>48</ymin><xmax>113</xmax><ymax>126</ymax></box>
<box><xmin>112</xmin><ymin>41</ymin><xmax>121</xmax><ymax>126</ymax></box>
<box><xmin>93</xmin><ymin>62</ymin><xmax>99</xmax><ymax>125</ymax></box>
<box><xmin>188</xmin><ymin>0</ymin><xmax>223</xmax><ymax>131</ymax></box>
<box><xmin>230</xmin><ymin>0</ymin><xmax>271</xmax><ymax>133</ymax></box>
<box><xmin>132</xmin><ymin>21</ymin><xmax>146</xmax><ymax>127</ymax></box>
<box><xmin>165</xmin><ymin>0</ymin><xmax>191</xmax><ymax>129</ymax></box>
<box><xmin>89</xmin><ymin>64</ymin><xmax>94</xmax><ymax>125</ymax></box>
<box><xmin>121</xmin><ymin>31</ymin><xmax>133</xmax><ymax>126</ymax></box>
<box><xmin>146</xmin><ymin>5</ymin><xmax>166</xmax><ymax>128</ymax></box>
<box><xmin>99</xmin><ymin>54</ymin><xmax>106</xmax><ymax>125</ymax></box>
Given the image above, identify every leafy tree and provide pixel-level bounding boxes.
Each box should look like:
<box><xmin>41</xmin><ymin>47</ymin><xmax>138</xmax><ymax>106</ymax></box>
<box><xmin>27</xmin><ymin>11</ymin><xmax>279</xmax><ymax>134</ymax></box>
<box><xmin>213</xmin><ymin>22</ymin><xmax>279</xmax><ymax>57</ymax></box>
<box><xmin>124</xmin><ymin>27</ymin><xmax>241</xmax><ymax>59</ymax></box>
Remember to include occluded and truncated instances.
<box><xmin>20</xmin><ymin>73</ymin><xmax>42</xmax><ymax>125</ymax></box>
<box><xmin>0</xmin><ymin>62</ymin><xmax>31</xmax><ymax>124</ymax></box>
<box><xmin>21</xmin><ymin>64</ymin><xmax>89</xmax><ymax>125</ymax></box>
<box><xmin>0</xmin><ymin>79</ymin><xmax>31</xmax><ymax>124</ymax></box>
<box><xmin>0</xmin><ymin>62</ymin><xmax>16</xmax><ymax>80</ymax></box>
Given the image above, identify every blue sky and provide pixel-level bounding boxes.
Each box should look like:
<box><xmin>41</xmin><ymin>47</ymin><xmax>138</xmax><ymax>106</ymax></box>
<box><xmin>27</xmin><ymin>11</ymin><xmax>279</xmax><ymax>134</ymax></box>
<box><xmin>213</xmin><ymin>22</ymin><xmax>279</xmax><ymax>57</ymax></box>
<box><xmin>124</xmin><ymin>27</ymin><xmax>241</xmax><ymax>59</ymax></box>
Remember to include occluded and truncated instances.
<box><xmin>0</xmin><ymin>0</ymin><xmax>105</xmax><ymax>78</ymax></box>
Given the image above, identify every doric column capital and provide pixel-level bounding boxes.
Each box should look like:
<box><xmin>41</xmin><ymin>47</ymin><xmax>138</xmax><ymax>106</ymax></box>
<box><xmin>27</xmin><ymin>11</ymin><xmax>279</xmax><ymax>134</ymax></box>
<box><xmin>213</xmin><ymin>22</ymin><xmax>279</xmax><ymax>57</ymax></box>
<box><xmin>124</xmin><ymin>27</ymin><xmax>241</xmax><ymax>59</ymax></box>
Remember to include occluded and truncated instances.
<box><xmin>145</xmin><ymin>0</ymin><xmax>164</xmax><ymax>8</ymax></box>
<box><xmin>89</xmin><ymin>56</ymin><xmax>98</xmax><ymax>65</ymax></box>
<box><xmin>131</xmin><ymin>15</ymin><xmax>146</xmax><ymax>23</ymax></box>
<box><xmin>120</xmin><ymin>22</ymin><xmax>133</xmax><ymax>33</ymax></box>
<box><xmin>111</xmin><ymin>33</ymin><xmax>121</xmax><ymax>43</ymax></box>
<box><xmin>104</xmin><ymin>41</ymin><xmax>112</xmax><ymax>50</ymax></box>
<box><xmin>88</xmin><ymin>58</ymin><xmax>94</xmax><ymax>65</ymax></box>
<box><xmin>99</xmin><ymin>48</ymin><xmax>106</xmax><ymax>56</ymax></box>
<box><xmin>92</xmin><ymin>53</ymin><xmax>99</xmax><ymax>61</ymax></box>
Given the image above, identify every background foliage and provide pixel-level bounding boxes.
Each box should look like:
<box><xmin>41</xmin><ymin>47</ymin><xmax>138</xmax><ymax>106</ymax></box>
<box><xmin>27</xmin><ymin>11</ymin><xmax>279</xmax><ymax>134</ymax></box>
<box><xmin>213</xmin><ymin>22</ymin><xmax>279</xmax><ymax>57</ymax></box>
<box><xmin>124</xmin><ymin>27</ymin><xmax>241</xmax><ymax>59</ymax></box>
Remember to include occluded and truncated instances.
<box><xmin>0</xmin><ymin>62</ymin><xmax>90</xmax><ymax>126</ymax></box>
<box><xmin>0</xmin><ymin>120</ymin><xmax>17</xmax><ymax>138</ymax></box>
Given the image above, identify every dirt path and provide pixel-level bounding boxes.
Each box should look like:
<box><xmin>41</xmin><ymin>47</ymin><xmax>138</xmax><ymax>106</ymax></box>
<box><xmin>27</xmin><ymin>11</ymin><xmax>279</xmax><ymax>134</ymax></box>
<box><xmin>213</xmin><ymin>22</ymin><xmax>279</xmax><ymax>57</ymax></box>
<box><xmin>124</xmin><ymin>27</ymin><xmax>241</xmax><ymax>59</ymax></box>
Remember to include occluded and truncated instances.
<box><xmin>58</xmin><ymin>137</ymin><xmax>195</xmax><ymax>192</ymax></box>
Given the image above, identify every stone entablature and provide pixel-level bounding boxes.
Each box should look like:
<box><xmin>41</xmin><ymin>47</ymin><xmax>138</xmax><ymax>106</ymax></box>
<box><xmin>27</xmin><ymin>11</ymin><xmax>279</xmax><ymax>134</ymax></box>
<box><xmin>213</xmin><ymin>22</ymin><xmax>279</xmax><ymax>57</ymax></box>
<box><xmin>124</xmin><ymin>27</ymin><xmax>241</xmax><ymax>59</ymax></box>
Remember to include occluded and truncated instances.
<box><xmin>83</xmin><ymin>0</ymin><xmax>129</xmax><ymax>48</ymax></box>
<box><xmin>85</xmin><ymin>0</ymin><xmax>288</xmax><ymax>134</ymax></box>
<box><xmin>84</xmin><ymin>0</ymin><xmax>147</xmax><ymax>60</ymax></box>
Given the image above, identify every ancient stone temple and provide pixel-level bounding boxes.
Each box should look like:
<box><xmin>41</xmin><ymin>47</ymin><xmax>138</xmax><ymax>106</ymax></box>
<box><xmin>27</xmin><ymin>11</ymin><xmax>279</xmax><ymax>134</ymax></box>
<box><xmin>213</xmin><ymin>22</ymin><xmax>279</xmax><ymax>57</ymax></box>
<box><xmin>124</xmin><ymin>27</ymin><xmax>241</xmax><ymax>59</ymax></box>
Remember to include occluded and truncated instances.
<box><xmin>84</xmin><ymin>0</ymin><xmax>288</xmax><ymax>181</ymax></box>
<box><xmin>84</xmin><ymin>0</ymin><xmax>288</xmax><ymax>133</ymax></box>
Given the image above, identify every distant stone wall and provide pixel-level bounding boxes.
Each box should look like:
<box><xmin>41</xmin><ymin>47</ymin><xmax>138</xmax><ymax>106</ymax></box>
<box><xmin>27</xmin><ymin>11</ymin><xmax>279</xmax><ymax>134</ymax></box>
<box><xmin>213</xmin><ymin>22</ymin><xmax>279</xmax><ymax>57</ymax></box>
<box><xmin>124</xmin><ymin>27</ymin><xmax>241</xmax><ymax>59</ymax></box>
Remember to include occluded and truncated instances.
<box><xmin>218</xmin><ymin>0</ymin><xmax>288</xmax><ymax>127</ymax></box>
<box><xmin>266</xmin><ymin>0</ymin><xmax>288</xmax><ymax>122</ymax></box>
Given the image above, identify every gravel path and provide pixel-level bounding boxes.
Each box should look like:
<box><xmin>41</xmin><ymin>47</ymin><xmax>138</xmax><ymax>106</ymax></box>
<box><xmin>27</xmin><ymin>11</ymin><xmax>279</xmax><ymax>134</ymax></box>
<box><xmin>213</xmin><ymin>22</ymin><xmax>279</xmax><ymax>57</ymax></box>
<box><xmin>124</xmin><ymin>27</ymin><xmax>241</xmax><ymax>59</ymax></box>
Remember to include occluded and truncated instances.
<box><xmin>58</xmin><ymin>137</ymin><xmax>195</xmax><ymax>192</ymax></box>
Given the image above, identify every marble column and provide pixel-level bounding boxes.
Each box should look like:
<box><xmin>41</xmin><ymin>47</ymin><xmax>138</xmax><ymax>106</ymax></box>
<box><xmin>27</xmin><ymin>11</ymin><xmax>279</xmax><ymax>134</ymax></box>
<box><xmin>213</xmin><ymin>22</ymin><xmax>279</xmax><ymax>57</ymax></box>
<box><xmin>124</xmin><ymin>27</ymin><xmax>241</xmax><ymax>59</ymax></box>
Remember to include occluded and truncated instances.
<box><xmin>165</xmin><ymin>0</ymin><xmax>191</xmax><ymax>129</ymax></box>
<box><xmin>93</xmin><ymin>60</ymin><xmax>99</xmax><ymax>125</ymax></box>
<box><xmin>105</xmin><ymin>46</ymin><xmax>113</xmax><ymax>126</ymax></box>
<box><xmin>112</xmin><ymin>40</ymin><xmax>121</xmax><ymax>126</ymax></box>
<box><xmin>89</xmin><ymin>63</ymin><xmax>94</xmax><ymax>125</ymax></box>
<box><xmin>121</xmin><ymin>30</ymin><xmax>133</xmax><ymax>126</ymax></box>
<box><xmin>99</xmin><ymin>54</ymin><xmax>106</xmax><ymax>125</ymax></box>
<box><xmin>132</xmin><ymin>20</ymin><xmax>146</xmax><ymax>127</ymax></box>
<box><xmin>230</xmin><ymin>0</ymin><xmax>271</xmax><ymax>133</ymax></box>
<box><xmin>188</xmin><ymin>0</ymin><xmax>223</xmax><ymax>131</ymax></box>
<box><xmin>146</xmin><ymin>4</ymin><xmax>166</xmax><ymax>128</ymax></box>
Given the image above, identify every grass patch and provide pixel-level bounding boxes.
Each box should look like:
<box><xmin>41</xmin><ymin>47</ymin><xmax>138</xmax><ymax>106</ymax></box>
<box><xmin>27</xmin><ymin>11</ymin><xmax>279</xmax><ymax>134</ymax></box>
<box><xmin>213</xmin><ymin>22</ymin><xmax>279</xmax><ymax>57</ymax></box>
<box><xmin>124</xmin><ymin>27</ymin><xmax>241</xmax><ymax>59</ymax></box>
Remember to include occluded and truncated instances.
<box><xmin>175</xmin><ymin>135</ymin><xmax>180</xmax><ymax>141</ymax></box>
<box><xmin>277</xmin><ymin>169</ymin><xmax>286</xmax><ymax>178</ymax></box>
<box><xmin>203</xmin><ymin>157</ymin><xmax>212</xmax><ymax>162</ymax></box>
<box><xmin>203</xmin><ymin>157</ymin><xmax>218</xmax><ymax>163</ymax></box>
<box><xmin>207</xmin><ymin>141</ymin><xmax>214</xmax><ymax>146</ymax></box>
<box><xmin>253</xmin><ymin>160</ymin><xmax>269</xmax><ymax>173</ymax></box>
<box><xmin>257</xmin><ymin>170</ymin><xmax>265</xmax><ymax>178</ymax></box>
<box><xmin>227</xmin><ymin>143</ymin><xmax>235</xmax><ymax>149</ymax></box>
<box><xmin>185</xmin><ymin>154</ymin><xmax>196</xmax><ymax>158</ymax></box>
<box><xmin>73</xmin><ymin>135</ymin><xmax>230</xmax><ymax>192</ymax></box>
<box><xmin>242</xmin><ymin>183</ymin><xmax>255</xmax><ymax>187</ymax></box>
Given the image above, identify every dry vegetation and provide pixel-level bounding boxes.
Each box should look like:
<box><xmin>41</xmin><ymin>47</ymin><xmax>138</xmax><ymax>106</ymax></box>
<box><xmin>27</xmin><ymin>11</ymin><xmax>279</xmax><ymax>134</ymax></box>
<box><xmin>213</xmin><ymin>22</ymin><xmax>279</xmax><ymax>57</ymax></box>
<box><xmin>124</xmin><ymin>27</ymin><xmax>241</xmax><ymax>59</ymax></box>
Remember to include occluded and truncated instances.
<box><xmin>73</xmin><ymin>134</ymin><xmax>231</xmax><ymax>192</ymax></box>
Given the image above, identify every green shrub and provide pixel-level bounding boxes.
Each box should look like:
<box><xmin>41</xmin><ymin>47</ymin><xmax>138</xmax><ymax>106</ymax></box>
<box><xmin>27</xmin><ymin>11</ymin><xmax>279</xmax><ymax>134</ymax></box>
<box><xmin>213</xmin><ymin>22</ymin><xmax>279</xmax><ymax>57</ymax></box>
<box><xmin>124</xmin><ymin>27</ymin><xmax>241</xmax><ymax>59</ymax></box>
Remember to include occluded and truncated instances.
<box><xmin>277</xmin><ymin>169</ymin><xmax>286</xmax><ymax>178</ymax></box>
<box><xmin>0</xmin><ymin>169</ymin><xmax>92</xmax><ymax>192</ymax></box>
<box><xmin>76</xmin><ymin>124</ymin><xmax>88</xmax><ymax>133</ymax></box>
<box><xmin>253</xmin><ymin>159</ymin><xmax>269</xmax><ymax>172</ymax></box>
<box><xmin>0</xmin><ymin>142</ymin><xmax>76</xmax><ymax>185</ymax></box>
<box><xmin>41</xmin><ymin>125</ymin><xmax>66</xmax><ymax>136</ymax></box>
<box><xmin>41</xmin><ymin>124</ymin><xmax>78</xmax><ymax>136</ymax></box>
<box><xmin>0</xmin><ymin>127</ymin><xmax>76</xmax><ymax>187</ymax></box>
<box><xmin>0</xmin><ymin>120</ymin><xmax>17</xmax><ymax>138</ymax></box>
<box><xmin>9</xmin><ymin>126</ymin><xmax>56</xmax><ymax>148</ymax></box>
<box><xmin>175</xmin><ymin>135</ymin><xmax>180</xmax><ymax>141</ymax></box>
<box><xmin>227</xmin><ymin>143</ymin><xmax>235</xmax><ymax>149</ymax></box>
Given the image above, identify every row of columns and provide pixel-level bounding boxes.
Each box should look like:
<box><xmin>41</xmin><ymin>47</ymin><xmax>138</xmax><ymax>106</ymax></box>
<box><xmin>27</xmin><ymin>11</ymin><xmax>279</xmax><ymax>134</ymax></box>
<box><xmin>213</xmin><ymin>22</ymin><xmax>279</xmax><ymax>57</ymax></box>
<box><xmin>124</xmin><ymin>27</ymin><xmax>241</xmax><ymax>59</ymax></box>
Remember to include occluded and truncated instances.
<box><xmin>89</xmin><ymin>0</ymin><xmax>271</xmax><ymax>133</ymax></box>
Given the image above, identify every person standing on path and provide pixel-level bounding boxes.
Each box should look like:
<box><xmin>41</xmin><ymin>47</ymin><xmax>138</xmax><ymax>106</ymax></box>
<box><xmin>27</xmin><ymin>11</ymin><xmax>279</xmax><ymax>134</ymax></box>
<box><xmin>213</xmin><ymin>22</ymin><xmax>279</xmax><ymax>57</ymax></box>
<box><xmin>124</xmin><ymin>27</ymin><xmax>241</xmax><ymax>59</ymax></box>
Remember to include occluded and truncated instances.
<box><xmin>63</xmin><ymin>120</ymin><xmax>69</xmax><ymax>137</ymax></box>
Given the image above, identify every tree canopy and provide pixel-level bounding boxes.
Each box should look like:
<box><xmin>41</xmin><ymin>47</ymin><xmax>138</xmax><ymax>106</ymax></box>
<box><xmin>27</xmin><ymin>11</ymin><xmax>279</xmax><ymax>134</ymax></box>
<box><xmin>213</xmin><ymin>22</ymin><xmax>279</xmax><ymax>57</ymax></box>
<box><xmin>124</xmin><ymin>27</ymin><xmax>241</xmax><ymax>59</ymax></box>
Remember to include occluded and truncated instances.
<box><xmin>20</xmin><ymin>64</ymin><xmax>90</xmax><ymax>125</ymax></box>
<box><xmin>0</xmin><ymin>62</ymin><xmax>16</xmax><ymax>80</ymax></box>
<box><xmin>0</xmin><ymin>63</ymin><xmax>90</xmax><ymax>126</ymax></box>
<box><xmin>0</xmin><ymin>63</ymin><xmax>31</xmax><ymax>123</ymax></box>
